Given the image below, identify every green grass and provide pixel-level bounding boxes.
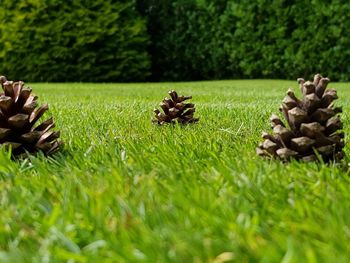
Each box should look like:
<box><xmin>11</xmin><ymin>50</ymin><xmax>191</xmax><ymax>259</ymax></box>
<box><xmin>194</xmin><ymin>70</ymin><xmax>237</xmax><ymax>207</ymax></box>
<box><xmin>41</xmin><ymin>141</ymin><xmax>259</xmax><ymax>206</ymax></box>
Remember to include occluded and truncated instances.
<box><xmin>1</xmin><ymin>80</ymin><xmax>350</xmax><ymax>262</ymax></box>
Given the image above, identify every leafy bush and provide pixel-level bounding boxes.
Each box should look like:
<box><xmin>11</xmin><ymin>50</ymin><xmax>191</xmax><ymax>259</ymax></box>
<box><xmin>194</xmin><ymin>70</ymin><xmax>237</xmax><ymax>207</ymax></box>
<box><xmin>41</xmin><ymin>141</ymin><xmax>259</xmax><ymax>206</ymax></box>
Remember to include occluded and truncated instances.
<box><xmin>2</xmin><ymin>0</ymin><xmax>350</xmax><ymax>82</ymax></box>
<box><xmin>0</xmin><ymin>0</ymin><xmax>150</xmax><ymax>82</ymax></box>
<box><xmin>137</xmin><ymin>0</ymin><xmax>232</xmax><ymax>81</ymax></box>
<box><xmin>139</xmin><ymin>0</ymin><xmax>350</xmax><ymax>81</ymax></box>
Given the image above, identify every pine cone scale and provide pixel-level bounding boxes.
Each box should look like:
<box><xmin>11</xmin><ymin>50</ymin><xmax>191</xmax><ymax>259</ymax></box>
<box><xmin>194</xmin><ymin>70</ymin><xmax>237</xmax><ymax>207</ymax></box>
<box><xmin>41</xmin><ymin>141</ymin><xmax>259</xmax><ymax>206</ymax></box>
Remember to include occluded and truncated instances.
<box><xmin>290</xmin><ymin>137</ymin><xmax>315</xmax><ymax>153</ymax></box>
<box><xmin>311</xmin><ymin>108</ymin><xmax>337</xmax><ymax>123</ymax></box>
<box><xmin>29</xmin><ymin>103</ymin><xmax>48</xmax><ymax>123</ymax></box>
<box><xmin>18</xmin><ymin>88</ymin><xmax>32</xmax><ymax>106</ymax></box>
<box><xmin>303</xmin><ymin>93</ymin><xmax>320</xmax><ymax>113</ymax></box>
<box><xmin>300</xmin><ymin>122</ymin><xmax>324</xmax><ymax>138</ymax></box>
<box><xmin>0</xmin><ymin>128</ymin><xmax>11</xmax><ymax>140</ymax></box>
<box><xmin>3</xmin><ymin>82</ymin><xmax>15</xmax><ymax>98</ymax></box>
<box><xmin>33</xmin><ymin>117</ymin><xmax>54</xmax><ymax>132</ymax></box>
<box><xmin>273</xmin><ymin>125</ymin><xmax>292</xmax><ymax>141</ymax></box>
<box><xmin>20</xmin><ymin>131</ymin><xmax>42</xmax><ymax>143</ymax></box>
<box><xmin>325</xmin><ymin>117</ymin><xmax>342</xmax><ymax>135</ymax></box>
<box><xmin>276</xmin><ymin>148</ymin><xmax>298</xmax><ymax>159</ymax></box>
<box><xmin>8</xmin><ymin>114</ymin><xmax>29</xmax><ymax>129</ymax></box>
<box><xmin>38</xmin><ymin>131</ymin><xmax>56</xmax><ymax>143</ymax></box>
<box><xmin>315</xmin><ymin>78</ymin><xmax>330</xmax><ymax>98</ymax></box>
<box><xmin>288</xmin><ymin>107</ymin><xmax>308</xmax><ymax>129</ymax></box>
<box><xmin>0</xmin><ymin>96</ymin><xmax>13</xmax><ymax>113</ymax></box>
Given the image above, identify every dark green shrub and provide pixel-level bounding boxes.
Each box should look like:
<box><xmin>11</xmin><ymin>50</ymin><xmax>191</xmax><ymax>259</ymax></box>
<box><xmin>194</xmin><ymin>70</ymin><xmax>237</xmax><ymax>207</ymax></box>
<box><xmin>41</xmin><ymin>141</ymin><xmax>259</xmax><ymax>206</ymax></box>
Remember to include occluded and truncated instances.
<box><xmin>0</xmin><ymin>0</ymin><xmax>150</xmax><ymax>82</ymax></box>
<box><xmin>2</xmin><ymin>0</ymin><xmax>350</xmax><ymax>82</ymax></box>
<box><xmin>139</xmin><ymin>0</ymin><xmax>350</xmax><ymax>81</ymax></box>
<box><xmin>138</xmin><ymin>0</ymin><xmax>233</xmax><ymax>81</ymax></box>
<box><xmin>226</xmin><ymin>0</ymin><xmax>350</xmax><ymax>81</ymax></box>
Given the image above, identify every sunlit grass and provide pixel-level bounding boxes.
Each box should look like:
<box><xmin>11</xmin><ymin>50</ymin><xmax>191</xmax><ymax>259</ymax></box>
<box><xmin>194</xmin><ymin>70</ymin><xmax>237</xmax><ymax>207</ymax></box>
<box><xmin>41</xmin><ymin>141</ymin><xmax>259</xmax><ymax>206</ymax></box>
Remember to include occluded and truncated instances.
<box><xmin>0</xmin><ymin>80</ymin><xmax>350</xmax><ymax>262</ymax></box>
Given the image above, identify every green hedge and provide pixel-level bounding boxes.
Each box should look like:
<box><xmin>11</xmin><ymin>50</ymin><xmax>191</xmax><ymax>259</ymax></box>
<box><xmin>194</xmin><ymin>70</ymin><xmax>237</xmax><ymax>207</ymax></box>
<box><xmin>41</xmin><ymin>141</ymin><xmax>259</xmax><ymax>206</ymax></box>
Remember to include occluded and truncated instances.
<box><xmin>137</xmin><ymin>0</ymin><xmax>232</xmax><ymax>81</ymax></box>
<box><xmin>0</xmin><ymin>0</ymin><xmax>150</xmax><ymax>82</ymax></box>
<box><xmin>139</xmin><ymin>0</ymin><xmax>350</xmax><ymax>81</ymax></box>
<box><xmin>1</xmin><ymin>0</ymin><xmax>350</xmax><ymax>82</ymax></box>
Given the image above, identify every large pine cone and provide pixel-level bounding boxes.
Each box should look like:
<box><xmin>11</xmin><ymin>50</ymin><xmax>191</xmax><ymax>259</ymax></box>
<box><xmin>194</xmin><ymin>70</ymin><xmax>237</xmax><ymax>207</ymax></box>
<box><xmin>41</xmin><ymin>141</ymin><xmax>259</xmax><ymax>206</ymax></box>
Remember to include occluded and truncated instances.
<box><xmin>153</xmin><ymin>90</ymin><xmax>199</xmax><ymax>125</ymax></box>
<box><xmin>0</xmin><ymin>76</ymin><xmax>62</xmax><ymax>156</ymax></box>
<box><xmin>257</xmin><ymin>74</ymin><xmax>344</xmax><ymax>162</ymax></box>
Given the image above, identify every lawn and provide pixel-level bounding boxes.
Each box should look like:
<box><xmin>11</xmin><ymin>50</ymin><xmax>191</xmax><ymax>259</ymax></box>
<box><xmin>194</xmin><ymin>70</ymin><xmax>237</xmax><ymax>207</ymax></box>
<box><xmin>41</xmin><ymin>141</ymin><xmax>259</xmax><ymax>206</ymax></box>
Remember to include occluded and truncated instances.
<box><xmin>1</xmin><ymin>80</ymin><xmax>350</xmax><ymax>262</ymax></box>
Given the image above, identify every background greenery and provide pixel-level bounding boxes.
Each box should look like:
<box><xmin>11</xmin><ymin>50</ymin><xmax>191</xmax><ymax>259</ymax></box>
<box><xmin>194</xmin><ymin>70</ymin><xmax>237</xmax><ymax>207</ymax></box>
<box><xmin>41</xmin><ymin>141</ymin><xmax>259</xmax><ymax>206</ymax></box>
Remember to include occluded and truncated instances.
<box><xmin>139</xmin><ymin>0</ymin><xmax>350</xmax><ymax>81</ymax></box>
<box><xmin>0</xmin><ymin>0</ymin><xmax>150</xmax><ymax>82</ymax></box>
<box><xmin>1</xmin><ymin>0</ymin><xmax>350</xmax><ymax>82</ymax></box>
<box><xmin>0</xmin><ymin>80</ymin><xmax>350</xmax><ymax>262</ymax></box>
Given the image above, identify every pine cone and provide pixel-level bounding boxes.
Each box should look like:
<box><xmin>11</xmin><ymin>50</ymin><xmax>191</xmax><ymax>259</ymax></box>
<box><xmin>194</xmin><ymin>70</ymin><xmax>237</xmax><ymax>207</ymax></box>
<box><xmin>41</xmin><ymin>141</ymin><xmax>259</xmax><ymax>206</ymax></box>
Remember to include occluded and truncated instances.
<box><xmin>153</xmin><ymin>90</ymin><xmax>199</xmax><ymax>125</ymax></box>
<box><xmin>257</xmin><ymin>74</ymin><xmax>344</xmax><ymax>162</ymax></box>
<box><xmin>0</xmin><ymin>76</ymin><xmax>62</xmax><ymax>156</ymax></box>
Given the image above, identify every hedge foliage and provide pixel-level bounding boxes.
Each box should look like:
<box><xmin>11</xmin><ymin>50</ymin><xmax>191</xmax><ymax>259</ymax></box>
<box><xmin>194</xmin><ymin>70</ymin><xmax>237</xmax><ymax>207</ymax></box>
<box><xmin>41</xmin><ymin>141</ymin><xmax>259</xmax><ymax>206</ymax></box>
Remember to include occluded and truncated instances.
<box><xmin>1</xmin><ymin>0</ymin><xmax>350</xmax><ymax>81</ymax></box>
<box><xmin>139</xmin><ymin>0</ymin><xmax>350</xmax><ymax>81</ymax></box>
<box><xmin>0</xmin><ymin>0</ymin><xmax>150</xmax><ymax>82</ymax></box>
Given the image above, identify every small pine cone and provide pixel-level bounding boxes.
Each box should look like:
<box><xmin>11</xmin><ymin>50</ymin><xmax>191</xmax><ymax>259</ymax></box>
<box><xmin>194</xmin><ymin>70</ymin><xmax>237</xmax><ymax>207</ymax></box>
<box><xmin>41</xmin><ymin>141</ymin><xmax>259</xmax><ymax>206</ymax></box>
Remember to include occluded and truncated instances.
<box><xmin>153</xmin><ymin>90</ymin><xmax>199</xmax><ymax>125</ymax></box>
<box><xmin>0</xmin><ymin>76</ymin><xmax>62</xmax><ymax>156</ymax></box>
<box><xmin>257</xmin><ymin>74</ymin><xmax>344</xmax><ymax>162</ymax></box>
